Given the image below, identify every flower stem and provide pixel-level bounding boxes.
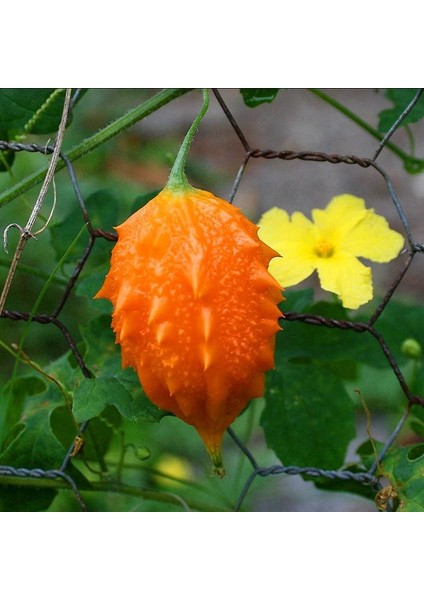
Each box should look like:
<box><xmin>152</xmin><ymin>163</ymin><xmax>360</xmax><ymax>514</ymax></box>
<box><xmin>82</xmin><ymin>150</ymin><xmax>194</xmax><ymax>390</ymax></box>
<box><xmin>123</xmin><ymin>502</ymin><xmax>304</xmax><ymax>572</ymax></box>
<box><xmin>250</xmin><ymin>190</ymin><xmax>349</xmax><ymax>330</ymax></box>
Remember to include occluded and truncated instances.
<box><xmin>166</xmin><ymin>89</ymin><xmax>209</xmax><ymax>192</ymax></box>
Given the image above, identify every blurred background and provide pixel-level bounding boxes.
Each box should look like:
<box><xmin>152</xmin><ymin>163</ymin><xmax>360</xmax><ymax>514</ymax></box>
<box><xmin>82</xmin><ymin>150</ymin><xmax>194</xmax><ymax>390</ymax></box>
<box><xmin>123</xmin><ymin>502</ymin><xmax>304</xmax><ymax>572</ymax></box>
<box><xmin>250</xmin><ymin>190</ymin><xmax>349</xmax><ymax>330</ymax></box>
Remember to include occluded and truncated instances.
<box><xmin>64</xmin><ymin>88</ymin><xmax>424</xmax><ymax>298</ymax></box>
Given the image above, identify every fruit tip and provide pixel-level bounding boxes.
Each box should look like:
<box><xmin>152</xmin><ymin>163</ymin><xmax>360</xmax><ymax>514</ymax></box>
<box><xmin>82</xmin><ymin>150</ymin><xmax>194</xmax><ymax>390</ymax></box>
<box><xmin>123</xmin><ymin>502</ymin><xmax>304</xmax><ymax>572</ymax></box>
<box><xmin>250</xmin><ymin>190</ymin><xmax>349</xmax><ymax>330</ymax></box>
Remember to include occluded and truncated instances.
<box><xmin>208</xmin><ymin>446</ymin><xmax>226</xmax><ymax>478</ymax></box>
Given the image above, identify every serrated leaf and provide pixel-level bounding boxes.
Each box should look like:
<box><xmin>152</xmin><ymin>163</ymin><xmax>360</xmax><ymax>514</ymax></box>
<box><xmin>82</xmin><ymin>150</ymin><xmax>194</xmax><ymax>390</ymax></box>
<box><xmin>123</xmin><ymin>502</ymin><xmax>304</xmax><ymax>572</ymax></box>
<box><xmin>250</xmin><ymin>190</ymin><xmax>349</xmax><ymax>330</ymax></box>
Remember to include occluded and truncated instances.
<box><xmin>80</xmin><ymin>315</ymin><xmax>168</xmax><ymax>422</ymax></box>
<box><xmin>73</xmin><ymin>377</ymin><xmax>140</xmax><ymax>422</ymax></box>
<box><xmin>0</xmin><ymin>406</ymin><xmax>65</xmax><ymax>467</ymax></box>
<box><xmin>378</xmin><ymin>89</ymin><xmax>424</xmax><ymax>132</ymax></box>
<box><xmin>380</xmin><ymin>444</ymin><xmax>424</xmax><ymax>512</ymax></box>
<box><xmin>0</xmin><ymin>394</ymin><xmax>66</xmax><ymax>511</ymax></box>
<box><xmin>240</xmin><ymin>89</ymin><xmax>279</xmax><ymax>108</ymax></box>
<box><xmin>46</xmin><ymin>349</ymin><xmax>84</xmax><ymax>391</ymax></box>
<box><xmin>0</xmin><ymin>383</ymin><xmax>67</xmax><ymax>466</ymax></box>
<box><xmin>261</xmin><ymin>362</ymin><xmax>356</xmax><ymax>470</ymax></box>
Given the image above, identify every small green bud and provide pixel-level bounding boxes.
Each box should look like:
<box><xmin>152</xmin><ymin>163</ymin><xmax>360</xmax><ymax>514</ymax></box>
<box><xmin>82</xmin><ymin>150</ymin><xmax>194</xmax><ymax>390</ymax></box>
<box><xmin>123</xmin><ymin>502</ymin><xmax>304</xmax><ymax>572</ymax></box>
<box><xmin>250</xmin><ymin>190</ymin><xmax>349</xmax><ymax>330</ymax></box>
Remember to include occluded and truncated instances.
<box><xmin>401</xmin><ymin>338</ymin><xmax>422</xmax><ymax>359</ymax></box>
<box><xmin>135</xmin><ymin>446</ymin><xmax>151</xmax><ymax>461</ymax></box>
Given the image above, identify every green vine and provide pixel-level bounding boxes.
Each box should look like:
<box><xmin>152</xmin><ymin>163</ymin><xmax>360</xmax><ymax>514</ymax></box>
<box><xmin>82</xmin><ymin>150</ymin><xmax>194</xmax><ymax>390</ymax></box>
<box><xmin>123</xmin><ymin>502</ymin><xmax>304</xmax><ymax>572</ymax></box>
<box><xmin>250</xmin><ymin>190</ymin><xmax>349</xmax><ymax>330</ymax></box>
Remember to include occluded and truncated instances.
<box><xmin>23</xmin><ymin>89</ymin><xmax>66</xmax><ymax>137</ymax></box>
<box><xmin>0</xmin><ymin>88</ymin><xmax>193</xmax><ymax>209</ymax></box>
<box><xmin>309</xmin><ymin>88</ymin><xmax>424</xmax><ymax>174</ymax></box>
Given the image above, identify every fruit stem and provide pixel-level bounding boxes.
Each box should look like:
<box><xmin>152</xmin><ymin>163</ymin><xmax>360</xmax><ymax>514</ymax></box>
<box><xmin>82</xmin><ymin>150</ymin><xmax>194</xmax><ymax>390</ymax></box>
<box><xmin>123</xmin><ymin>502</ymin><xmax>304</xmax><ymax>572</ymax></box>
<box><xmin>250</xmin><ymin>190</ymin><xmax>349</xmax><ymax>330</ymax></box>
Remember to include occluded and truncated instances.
<box><xmin>166</xmin><ymin>88</ymin><xmax>209</xmax><ymax>192</ymax></box>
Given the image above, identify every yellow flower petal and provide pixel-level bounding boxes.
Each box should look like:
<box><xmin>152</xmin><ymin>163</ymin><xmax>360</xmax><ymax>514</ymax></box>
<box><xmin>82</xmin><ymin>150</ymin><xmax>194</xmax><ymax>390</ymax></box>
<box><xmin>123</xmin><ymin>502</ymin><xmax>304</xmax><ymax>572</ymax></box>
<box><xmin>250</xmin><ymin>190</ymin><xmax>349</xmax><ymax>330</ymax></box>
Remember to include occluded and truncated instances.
<box><xmin>257</xmin><ymin>207</ymin><xmax>291</xmax><ymax>256</ymax></box>
<box><xmin>258</xmin><ymin>208</ymin><xmax>317</xmax><ymax>286</ymax></box>
<box><xmin>340</xmin><ymin>210</ymin><xmax>404</xmax><ymax>262</ymax></box>
<box><xmin>316</xmin><ymin>251</ymin><xmax>373</xmax><ymax>309</ymax></box>
<box><xmin>268</xmin><ymin>255</ymin><xmax>315</xmax><ymax>288</ymax></box>
<box><xmin>312</xmin><ymin>194</ymin><xmax>368</xmax><ymax>244</ymax></box>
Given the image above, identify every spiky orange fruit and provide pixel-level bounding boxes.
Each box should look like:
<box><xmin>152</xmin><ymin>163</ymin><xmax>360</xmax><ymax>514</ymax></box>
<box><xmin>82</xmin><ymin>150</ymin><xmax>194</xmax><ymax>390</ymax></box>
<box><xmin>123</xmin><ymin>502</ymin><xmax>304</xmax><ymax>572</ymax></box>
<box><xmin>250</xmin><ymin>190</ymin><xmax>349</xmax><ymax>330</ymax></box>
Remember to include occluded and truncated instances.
<box><xmin>95</xmin><ymin>186</ymin><xmax>283</xmax><ymax>474</ymax></box>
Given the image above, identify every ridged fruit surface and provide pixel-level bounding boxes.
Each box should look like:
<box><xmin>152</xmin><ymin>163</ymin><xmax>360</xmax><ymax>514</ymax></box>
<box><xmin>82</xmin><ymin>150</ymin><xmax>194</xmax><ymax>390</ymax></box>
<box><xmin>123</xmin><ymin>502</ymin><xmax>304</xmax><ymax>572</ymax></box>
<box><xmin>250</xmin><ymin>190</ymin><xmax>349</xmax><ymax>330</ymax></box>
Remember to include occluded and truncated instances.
<box><xmin>95</xmin><ymin>186</ymin><xmax>283</xmax><ymax>473</ymax></box>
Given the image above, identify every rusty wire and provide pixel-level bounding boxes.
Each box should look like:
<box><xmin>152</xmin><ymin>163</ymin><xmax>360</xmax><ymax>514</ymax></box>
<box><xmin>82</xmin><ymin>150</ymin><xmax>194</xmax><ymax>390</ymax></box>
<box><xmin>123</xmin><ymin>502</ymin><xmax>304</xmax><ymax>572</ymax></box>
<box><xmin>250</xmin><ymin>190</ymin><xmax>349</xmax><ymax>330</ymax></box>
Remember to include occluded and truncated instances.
<box><xmin>1</xmin><ymin>88</ymin><xmax>423</xmax><ymax>512</ymax></box>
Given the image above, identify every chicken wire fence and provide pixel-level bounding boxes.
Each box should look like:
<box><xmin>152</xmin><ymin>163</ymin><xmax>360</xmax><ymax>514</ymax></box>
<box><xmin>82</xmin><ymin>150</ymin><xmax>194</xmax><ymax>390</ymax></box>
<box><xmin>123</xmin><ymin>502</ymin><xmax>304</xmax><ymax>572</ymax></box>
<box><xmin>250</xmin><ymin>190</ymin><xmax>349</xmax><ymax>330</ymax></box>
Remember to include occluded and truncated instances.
<box><xmin>0</xmin><ymin>88</ymin><xmax>423</xmax><ymax>512</ymax></box>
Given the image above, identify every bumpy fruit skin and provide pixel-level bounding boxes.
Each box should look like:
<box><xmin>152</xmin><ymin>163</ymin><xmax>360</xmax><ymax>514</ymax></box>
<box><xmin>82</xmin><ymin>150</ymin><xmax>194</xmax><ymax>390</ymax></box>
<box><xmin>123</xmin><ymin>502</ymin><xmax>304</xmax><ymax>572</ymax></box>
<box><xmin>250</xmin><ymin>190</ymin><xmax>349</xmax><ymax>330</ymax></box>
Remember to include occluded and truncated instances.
<box><xmin>95</xmin><ymin>186</ymin><xmax>283</xmax><ymax>473</ymax></box>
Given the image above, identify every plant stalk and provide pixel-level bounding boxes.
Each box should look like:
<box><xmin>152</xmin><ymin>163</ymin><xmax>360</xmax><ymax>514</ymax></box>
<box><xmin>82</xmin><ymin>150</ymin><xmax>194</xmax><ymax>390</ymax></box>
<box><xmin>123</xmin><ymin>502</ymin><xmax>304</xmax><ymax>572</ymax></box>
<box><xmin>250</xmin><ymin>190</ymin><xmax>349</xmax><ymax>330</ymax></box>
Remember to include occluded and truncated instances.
<box><xmin>0</xmin><ymin>88</ymin><xmax>193</xmax><ymax>209</ymax></box>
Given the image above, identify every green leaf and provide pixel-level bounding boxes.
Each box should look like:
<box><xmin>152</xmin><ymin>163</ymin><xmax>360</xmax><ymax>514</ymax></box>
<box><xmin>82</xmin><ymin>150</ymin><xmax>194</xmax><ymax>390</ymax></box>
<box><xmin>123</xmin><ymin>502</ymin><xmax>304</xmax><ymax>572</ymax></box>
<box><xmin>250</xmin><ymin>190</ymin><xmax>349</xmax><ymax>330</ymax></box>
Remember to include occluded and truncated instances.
<box><xmin>409</xmin><ymin>417</ymin><xmax>424</xmax><ymax>438</ymax></box>
<box><xmin>0</xmin><ymin>383</ymin><xmax>69</xmax><ymax>467</ymax></box>
<box><xmin>0</xmin><ymin>376</ymin><xmax>47</xmax><ymax>448</ymax></box>
<box><xmin>380</xmin><ymin>444</ymin><xmax>424</xmax><ymax>511</ymax></box>
<box><xmin>50</xmin><ymin>189</ymin><xmax>118</xmax><ymax>271</ymax></box>
<box><xmin>261</xmin><ymin>362</ymin><xmax>356</xmax><ymax>470</ymax></box>
<box><xmin>80</xmin><ymin>315</ymin><xmax>168</xmax><ymax>422</ymax></box>
<box><xmin>0</xmin><ymin>88</ymin><xmax>84</xmax><ymax>138</ymax></box>
<box><xmin>378</xmin><ymin>89</ymin><xmax>424</xmax><ymax>132</ymax></box>
<box><xmin>51</xmin><ymin>404</ymin><xmax>120</xmax><ymax>464</ymax></box>
<box><xmin>46</xmin><ymin>349</ymin><xmax>84</xmax><ymax>391</ymax></box>
<box><xmin>358</xmin><ymin>299</ymin><xmax>424</xmax><ymax>369</ymax></box>
<box><xmin>75</xmin><ymin>271</ymin><xmax>110</xmax><ymax>302</ymax></box>
<box><xmin>280</xmin><ymin>296</ymin><xmax>424</xmax><ymax>372</ymax></box>
<box><xmin>0</xmin><ymin>480</ymin><xmax>56</xmax><ymax>512</ymax></box>
<box><xmin>0</xmin><ymin>406</ymin><xmax>65</xmax><ymax>468</ymax></box>
<box><xmin>279</xmin><ymin>300</ymin><xmax>375</xmax><ymax>367</ymax></box>
<box><xmin>282</xmin><ymin>288</ymin><xmax>314</xmax><ymax>313</ymax></box>
<box><xmin>313</xmin><ymin>464</ymin><xmax>376</xmax><ymax>501</ymax></box>
<box><xmin>130</xmin><ymin>189</ymin><xmax>161</xmax><ymax>213</ymax></box>
<box><xmin>0</xmin><ymin>391</ymin><xmax>66</xmax><ymax>511</ymax></box>
<box><xmin>74</xmin><ymin>377</ymin><xmax>150</xmax><ymax>422</ymax></box>
<box><xmin>240</xmin><ymin>89</ymin><xmax>279</xmax><ymax>108</ymax></box>
<box><xmin>356</xmin><ymin>438</ymin><xmax>385</xmax><ymax>470</ymax></box>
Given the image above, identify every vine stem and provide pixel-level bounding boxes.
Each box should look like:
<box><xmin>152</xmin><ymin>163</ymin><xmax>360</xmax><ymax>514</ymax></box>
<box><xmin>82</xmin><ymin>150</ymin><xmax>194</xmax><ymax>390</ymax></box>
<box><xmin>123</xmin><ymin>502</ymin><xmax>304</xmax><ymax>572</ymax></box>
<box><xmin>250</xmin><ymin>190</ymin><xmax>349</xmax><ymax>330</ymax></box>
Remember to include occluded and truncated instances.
<box><xmin>0</xmin><ymin>88</ymin><xmax>193</xmax><ymax>209</ymax></box>
<box><xmin>166</xmin><ymin>88</ymin><xmax>209</xmax><ymax>191</ymax></box>
<box><xmin>309</xmin><ymin>88</ymin><xmax>424</xmax><ymax>168</ymax></box>
<box><xmin>0</xmin><ymin>89</ymin><xmax>72</xmax><ymax>315</ymax></box>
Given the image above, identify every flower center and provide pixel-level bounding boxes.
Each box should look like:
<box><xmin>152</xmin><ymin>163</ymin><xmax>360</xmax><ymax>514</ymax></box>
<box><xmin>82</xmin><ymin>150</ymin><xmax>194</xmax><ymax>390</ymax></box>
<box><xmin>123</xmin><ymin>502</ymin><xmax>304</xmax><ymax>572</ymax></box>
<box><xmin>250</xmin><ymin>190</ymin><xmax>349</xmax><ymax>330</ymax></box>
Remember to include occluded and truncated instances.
<box><xmin>315</xmin><ymin>238</ymin><xmax>334</xmax><ymax>258</ymax></box>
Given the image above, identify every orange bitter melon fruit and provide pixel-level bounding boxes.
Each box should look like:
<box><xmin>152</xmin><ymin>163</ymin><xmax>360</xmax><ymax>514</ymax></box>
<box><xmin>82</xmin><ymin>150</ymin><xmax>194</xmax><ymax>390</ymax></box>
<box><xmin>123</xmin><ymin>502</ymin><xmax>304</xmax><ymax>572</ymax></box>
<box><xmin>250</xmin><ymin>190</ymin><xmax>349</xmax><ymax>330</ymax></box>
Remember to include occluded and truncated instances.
<box><xmin>95</xmin><ymin>186</ymin><xmax>284</xmax><ymax>474</ymax></box>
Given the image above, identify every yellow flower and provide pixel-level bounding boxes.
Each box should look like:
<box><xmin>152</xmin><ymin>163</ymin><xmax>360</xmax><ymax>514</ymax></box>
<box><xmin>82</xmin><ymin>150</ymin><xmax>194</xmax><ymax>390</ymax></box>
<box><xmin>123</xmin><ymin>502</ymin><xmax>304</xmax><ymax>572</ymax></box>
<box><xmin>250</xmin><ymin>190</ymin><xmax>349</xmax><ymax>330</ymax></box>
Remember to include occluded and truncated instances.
<box><xmin>258</xmin><ymin>194</ymin><xmax>405</xmax><ymax>310</ymax></box>
<box><xmin>152</xmin><ymin>454</ymin><xmax>194</xmax><ymax>488</ymax></box>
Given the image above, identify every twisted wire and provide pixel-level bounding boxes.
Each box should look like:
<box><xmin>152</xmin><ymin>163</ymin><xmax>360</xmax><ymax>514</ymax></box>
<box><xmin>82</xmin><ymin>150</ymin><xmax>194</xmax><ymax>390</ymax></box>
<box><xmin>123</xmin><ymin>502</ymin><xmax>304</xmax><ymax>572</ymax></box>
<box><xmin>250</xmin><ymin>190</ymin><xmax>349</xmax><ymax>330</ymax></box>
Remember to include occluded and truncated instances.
<box><xmin>0</xmin><ymin>141</ymin><xmax>55</xmax><ymax>154</ymax></box>
<box><xmin>234</xmin><ymin>464</ymin><xmax>378</xmax><ymax>512</ymax></box>
<box><xmin>0</xmin><ymin>465</ymin><xmax>87</xmax><ymax>511</ymax></box>
<box><xmin>1</xmin><ymin>309</ymin><xmax>92</xmax><ymax>378</ymax></box>
<box><xmin>248</xmin><ymin>148</ymin><xmax>374</xmax><ymax>167</ymax></box>
<box><xmin>283</xmin><ymin>311</ymin><xmax>422</xmax><ymax>406</ymax></box>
